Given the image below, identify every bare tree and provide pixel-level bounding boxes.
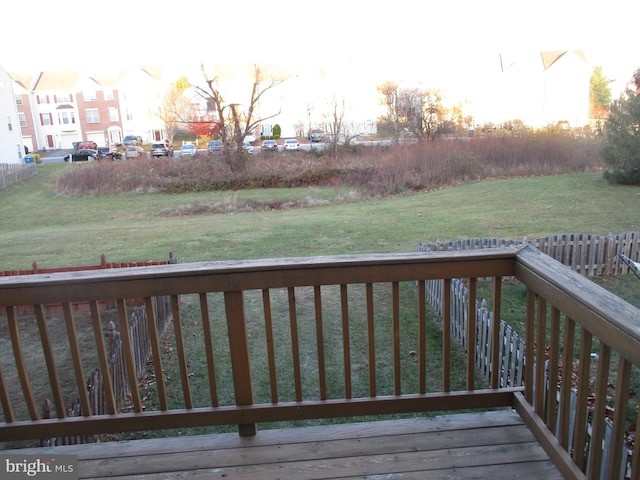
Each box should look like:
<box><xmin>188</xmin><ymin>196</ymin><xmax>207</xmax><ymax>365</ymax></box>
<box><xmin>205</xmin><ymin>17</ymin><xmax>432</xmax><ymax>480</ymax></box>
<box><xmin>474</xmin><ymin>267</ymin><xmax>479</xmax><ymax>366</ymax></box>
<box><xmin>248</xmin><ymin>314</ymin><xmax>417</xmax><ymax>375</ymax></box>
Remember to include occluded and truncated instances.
<box><xmin>157</xmin><ymin>77</ymin><xmax>195</xmax><ymax>145</ymax></box>
<box><xmin>378</xmin><ymin>83</ymin><xmax>446</xmax><ymax>142</ymax></box>
<box><xmin>420</xmin><ymin>89</ymin><xmax>444</xmax><ymax>141</ymax></box>
<box><xmin>194</xmin><ymin>64</ymin><xmax>285</xmax><ymax>173</ymax></box>
<box><xmin>377</xmin><ymin>81</ymin><xmax>402</xmax><ymax>144</ymax></box>
<box><xmin>323</xmin><ymin>95</ymin><xmax>362</xmax><ymax>158</ymax></box>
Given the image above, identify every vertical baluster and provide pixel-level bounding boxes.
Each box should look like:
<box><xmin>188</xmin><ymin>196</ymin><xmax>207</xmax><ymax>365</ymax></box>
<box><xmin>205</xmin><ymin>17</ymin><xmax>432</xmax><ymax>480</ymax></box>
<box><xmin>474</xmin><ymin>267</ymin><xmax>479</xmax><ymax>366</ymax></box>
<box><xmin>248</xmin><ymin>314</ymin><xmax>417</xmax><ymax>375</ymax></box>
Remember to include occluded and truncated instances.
<box><xmin>288</xmin><ymin>287</ymin><xmax>303</xmax><ymax>402</ymax></box>
<box><xmin>546</xmin><ymin>307</ymin><xmax>560</xmax><ymax>430</ymax></box>
<box><xmin>263</xmin><ymin>289</ymin><xmax>279</xmax><ymax>403</ymax></box>
<box><xmin>535</xmin><ymin>297</ymin><xmax>547</xmax><ymax>416</ymax></box>
<box><xmin>341</xmin><ymin>284</ymin><xmax>352</xmax><ymax>399</ymax></box>
<box><xmin>490</xmin><ymin>277</ymin><xmax>501</xmax><ymax>389</ymax></box>
<box><xmin>366</xmin><ymin>283</ymin><xmax>377</xmax><ymax>397</ymax></box>
<box><xmin>442</xmin><ymin>279</ymin><xmax>451</xmax><ymax>393</ymax></box>
<box><xmin>314</xmin><ymin>286</ymin><xmax>327</xmax><ymax>400</ymax></box>
<box><xmin>466</xmin><ymin>278</ymin><xmax>477</xmax><ymax>391</ymax></box>
<box><xmin>586</xmin><ymin>342</ymin><xmax>610</xmax><ymax>478</ymax></box>
<box><xmin>62</xmin><ymin>303</ymin><xmax>91</xmax><ymax>417</ymax></box>
<box><xmin>417</xmin><ymin>280</ymin><xmax>426</xmax><ymax>394</ymax></box>
<box><xmin>558</xmin><ymin>316</ymin><xmax>575</xmax><ymax>450</ymax></box>
<box><xmin>88</xmin><ymin>301</ymin><xmax>116</xmax><ymax>414</ymax></box>
<box><xmin>7</xmin><ymin>306</ymin><xmax>39</xmax><ymax>420</ymax></box>
<box><xmin>198</xmin><ymin>293</ymin><xmax>218</xmax><ymax>408</ymax></box>
<box><xmin>224</xmin><ymin>290</ymin><xmax>255</xmax><ymax>436</ymax></box>
<box><xmin>525</xmin><ymin>288</ymin><xmax>535</xmax><ymax>403</ymax></box>
<box><xmin>572</xmin><ymin>328</ymin><xmax>592</xmax><ymax>470</ymax></box>
<box><xmin>144</xmin><ymin>297</ymin><xmax>168</xmax><ymax>410</ymax></box>
<box><xmin>35</xmin><ymin>304</ymin><xmax>66</xmax><ymax>417</ymax></box>
<box><xmin>607</xmin><ymin>357</ymin><xmax>632</xmax><ymax>479</ymax></box>
<box><xmin>117</xmin><ymin>299</ymin><xmax>143</xmax><ymax>412</ymax></box>
<box><xmin>631</xmin><ymin>397</ymin><xmax>640</xmax><ymax>479</ymax></box>
<box><xmin>168</xmin><ymin>295</ymin><xmax>192</xmax><ymax>409</ymax></box>
<box><xmin>0</xmin><ymin>355</ymin><xmax>13</xmax><ymax>422</ymax></box>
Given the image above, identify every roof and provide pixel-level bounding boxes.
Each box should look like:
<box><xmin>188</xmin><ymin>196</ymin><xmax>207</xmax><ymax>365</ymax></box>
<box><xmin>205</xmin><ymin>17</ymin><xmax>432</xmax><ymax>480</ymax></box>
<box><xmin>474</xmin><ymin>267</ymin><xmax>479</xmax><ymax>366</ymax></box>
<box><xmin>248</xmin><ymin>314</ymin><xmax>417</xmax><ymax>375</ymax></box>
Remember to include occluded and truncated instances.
<box><xmin>540</xmin><ymin>50</ymin><xmax>588</xmax><ymax>70</ymax></box>
<box><xmin>8</xmin><ymin>66</ymin><xmax>169</xmax><ymax>92</ymax></box>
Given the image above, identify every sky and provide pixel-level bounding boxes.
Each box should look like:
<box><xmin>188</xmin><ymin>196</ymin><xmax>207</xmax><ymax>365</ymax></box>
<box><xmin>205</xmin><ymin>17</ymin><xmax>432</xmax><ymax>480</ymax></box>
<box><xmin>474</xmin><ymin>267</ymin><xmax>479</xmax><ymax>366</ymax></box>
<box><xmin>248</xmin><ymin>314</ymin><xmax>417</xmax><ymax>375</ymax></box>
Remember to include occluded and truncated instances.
<box><xmin>3</xmin><ymin>0</ymin><xmax>640</xmax><ymax>122</ymax></box>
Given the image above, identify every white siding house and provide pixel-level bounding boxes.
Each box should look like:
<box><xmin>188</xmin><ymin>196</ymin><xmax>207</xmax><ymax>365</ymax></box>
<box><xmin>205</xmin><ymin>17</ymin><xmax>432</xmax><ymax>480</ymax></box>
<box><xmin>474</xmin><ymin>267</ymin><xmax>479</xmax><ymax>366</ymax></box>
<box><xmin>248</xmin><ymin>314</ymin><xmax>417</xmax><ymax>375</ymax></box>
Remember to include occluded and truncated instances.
<box><xmin>0</xmin><ymin>64</ymin><xmax>25</xmax><ymax>163</ymax></box>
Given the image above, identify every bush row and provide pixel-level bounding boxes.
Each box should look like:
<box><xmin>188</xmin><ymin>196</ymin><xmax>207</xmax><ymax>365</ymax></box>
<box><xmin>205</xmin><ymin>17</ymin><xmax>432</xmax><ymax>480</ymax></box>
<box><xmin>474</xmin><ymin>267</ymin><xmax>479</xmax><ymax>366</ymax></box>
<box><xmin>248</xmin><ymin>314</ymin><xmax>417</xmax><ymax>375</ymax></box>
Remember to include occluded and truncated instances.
<box><xmin>54</xmin><ymin>133</ymin><xmax>604</xmax><ymax>197</ymax></box>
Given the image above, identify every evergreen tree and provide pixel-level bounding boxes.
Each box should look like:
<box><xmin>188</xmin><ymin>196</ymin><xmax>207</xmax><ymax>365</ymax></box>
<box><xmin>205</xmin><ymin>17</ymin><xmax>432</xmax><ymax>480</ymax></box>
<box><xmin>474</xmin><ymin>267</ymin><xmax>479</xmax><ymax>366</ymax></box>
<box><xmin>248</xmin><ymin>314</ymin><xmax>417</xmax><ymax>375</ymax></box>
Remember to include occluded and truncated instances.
<box><xmin>601</xmin><ymin>69</ymin><xmax>640</xmax><ymax>184</ymax></box>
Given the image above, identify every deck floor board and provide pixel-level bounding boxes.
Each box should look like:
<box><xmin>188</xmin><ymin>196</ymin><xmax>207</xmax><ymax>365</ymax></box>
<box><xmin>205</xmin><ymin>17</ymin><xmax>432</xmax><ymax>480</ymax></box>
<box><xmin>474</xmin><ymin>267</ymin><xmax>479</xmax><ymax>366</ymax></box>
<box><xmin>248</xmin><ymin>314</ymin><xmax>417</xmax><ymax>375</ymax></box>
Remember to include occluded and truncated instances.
<box><xmin>8</xmin><ymin>410</ymin><xmax>565</xmax><ymax>479</ymax></box>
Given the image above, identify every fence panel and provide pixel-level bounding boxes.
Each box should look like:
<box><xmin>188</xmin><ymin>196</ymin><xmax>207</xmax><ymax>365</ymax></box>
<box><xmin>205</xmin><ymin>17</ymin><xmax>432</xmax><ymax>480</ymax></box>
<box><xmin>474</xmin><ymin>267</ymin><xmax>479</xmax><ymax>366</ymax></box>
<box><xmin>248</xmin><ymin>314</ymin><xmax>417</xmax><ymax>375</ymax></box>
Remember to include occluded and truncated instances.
<box><xmin>418</xmin><ymin>232</ymin><xmax>640</xmax><ymax>278</ymax></box>
<box><xmin>423</xmin><ymin>267</ymin><xmax>633</xmax><ymax>478</ymax></box>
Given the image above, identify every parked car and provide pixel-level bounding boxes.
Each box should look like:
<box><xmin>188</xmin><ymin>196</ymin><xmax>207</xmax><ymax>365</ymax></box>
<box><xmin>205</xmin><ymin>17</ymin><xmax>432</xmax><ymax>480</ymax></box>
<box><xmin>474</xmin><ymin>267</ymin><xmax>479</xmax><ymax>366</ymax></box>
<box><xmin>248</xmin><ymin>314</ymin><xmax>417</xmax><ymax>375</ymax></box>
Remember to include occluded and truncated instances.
<box><xmin>261</xmin><ymin>140</ymin><xmax>279</xmax><ymax>151</ymax></box>
<box><xmin>180</xmin><ymin>144</ymin><xmax>197</xmax><ymax>157</ymax></box>
<box><xmin>125</xmin><ymin>146</ymin><xmax>143</xmax><ymax>158</ymax></box>
<box><xmin>283</xmin><ymin>139</ymin><xmax>301</xmax><ymax>151</ymax></box>
<box><xmin>308</xmin><ymin>129</ymin><xmax>324</xmax><ymax>142</ymax></box>
<box><xmin>64</xmin><ymin>150</ymin><xmax>98</xmax><ymax>162</ymax></box>
<box><xmin>151</xmin><ymin>142</ymin><xmax>172</xmax><ymax>157</ymax></box>
<box><xmin>97</xmin><ymin>146</ymin><xmax>111</xmax><ymax>159</ymax></box>
<box><xmin>244</xmin><ymin>134</ymin><xmax>256</xmax><ymax>144</ymax></box>
<box><xmin>242</xmin><ymin>141</ymin><xmax>255</xmax><ymax>154</ymax></box>
<box><xmin>208</xmin><ymin>140</ymin><xmax>224</xmax><ymax>153</ymax></box>
<box><xmin>76</xmin><ymin>141</ymin><xmax>98</xmax><ymax>150</ymax></box>
<box><xmin>123</xmin><ymin>135</ymin><xmax>142</xmax><ymax>146</ymax></box>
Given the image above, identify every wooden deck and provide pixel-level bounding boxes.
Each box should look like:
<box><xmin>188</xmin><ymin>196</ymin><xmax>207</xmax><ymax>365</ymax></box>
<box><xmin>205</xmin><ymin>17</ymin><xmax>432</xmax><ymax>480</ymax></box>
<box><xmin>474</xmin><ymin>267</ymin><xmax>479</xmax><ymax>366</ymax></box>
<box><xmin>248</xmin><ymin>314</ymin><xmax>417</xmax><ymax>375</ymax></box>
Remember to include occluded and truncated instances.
<box><xmin>12</xmin><ymin>410</ymin><xmax>564</xmax><ymax>479</ymax></box>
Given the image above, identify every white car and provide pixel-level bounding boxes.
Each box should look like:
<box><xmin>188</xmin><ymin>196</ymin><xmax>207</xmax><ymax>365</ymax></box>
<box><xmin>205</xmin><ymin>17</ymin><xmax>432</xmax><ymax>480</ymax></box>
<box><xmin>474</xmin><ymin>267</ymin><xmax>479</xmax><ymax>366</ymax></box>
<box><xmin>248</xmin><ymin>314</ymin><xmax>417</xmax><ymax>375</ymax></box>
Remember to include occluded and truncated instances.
<box><xmin>125</xmin><ymin>146</ymin><xmax>143</xmax><ymax>158</ymax></box>
<box><xmin>283</xmin><ymin>139</ymin><xmax>301</xmax><ymax>151</ymax></box>
<box><xmin>181</xmin><ymin>144</ymin><xmax>197</xmax><ymax>157</ymax></box>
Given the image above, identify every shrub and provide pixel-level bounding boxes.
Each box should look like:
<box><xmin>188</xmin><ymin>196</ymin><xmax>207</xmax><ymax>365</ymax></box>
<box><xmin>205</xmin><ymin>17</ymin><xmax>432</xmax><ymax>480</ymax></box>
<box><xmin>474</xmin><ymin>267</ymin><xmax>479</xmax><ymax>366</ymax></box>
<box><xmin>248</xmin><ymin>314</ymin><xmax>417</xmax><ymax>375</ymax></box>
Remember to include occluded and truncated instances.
<box><xmin>601</xmin><ymin>68</ymin><xmax>640</xmax><ymax>185</ymax></box>
<box><xmin>53</xmin><ymin>134</ymin><xmax>603</xmax><ymax>197</ymax></box>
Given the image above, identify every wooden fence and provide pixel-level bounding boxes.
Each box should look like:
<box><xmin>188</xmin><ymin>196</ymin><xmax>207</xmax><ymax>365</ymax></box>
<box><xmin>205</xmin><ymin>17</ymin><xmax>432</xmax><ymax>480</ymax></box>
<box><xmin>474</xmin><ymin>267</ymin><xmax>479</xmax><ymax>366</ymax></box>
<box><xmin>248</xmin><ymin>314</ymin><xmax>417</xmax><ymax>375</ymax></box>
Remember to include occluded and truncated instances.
<box><xmin>0</xmin><ymin>163</ymin><xmax>38</xmax><ymax>190</ymax></box>
<box><xmin>40</xmin><ymin>295</ymin><xmax>172</xmax><ymax>446</ymax></box>
<box><xmin>417</xmin><ymin>231</ymin><xmax>640</xmax><ymax>277</ymax></box>
<box><xmin>423</xmin><ymin>270</ymin><xmax>633</xmax><ymax>478</ymax></box>
<box><xmin>0</xmin><ymin>253</ymin><xmax>177</xmax><ymax>446</ymax></box>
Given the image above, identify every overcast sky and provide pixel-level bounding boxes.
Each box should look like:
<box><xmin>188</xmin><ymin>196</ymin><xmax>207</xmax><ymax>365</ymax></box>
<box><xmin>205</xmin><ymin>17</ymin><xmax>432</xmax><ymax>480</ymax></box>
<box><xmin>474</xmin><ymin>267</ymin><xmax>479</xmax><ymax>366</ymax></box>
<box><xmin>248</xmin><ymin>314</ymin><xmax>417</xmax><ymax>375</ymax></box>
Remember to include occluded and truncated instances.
<box><xmin>3</xmin><ymin>0</ymin><xmax>639</xmax><ymax>103</ymax></box>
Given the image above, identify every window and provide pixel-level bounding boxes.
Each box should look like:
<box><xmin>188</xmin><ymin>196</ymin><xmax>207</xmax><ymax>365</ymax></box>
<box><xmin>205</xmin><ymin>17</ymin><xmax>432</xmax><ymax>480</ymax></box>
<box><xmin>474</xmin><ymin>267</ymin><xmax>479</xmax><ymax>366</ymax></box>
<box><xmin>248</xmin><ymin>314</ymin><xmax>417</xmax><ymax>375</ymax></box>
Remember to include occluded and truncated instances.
<box><xmin>108</xmin><ymin>107</ymin><xmax>119</xmax><ymax>122</ymax></box>
<box><xmin>37</xmin><ymin>95</ymin><xmax>49</xmax><ymax>104</ymax></box>
<box><xmin>86</xmin><ymin>109</ymin><xmax>100</xmax><ymax>123</ymax></box>
<box><xmin>126</xmin><ymin>109</ymin><xmax>133</xmax><ymax>121</ymax></box>
<box><xmin>7</xmin><ymin>116</ymin><xmax>12</xmax><ymax>131</ymax></box>
<box><xmin>15</xmin><ymin>96</ymin><xmax>23</xmax><ymax>105</ymax></box>
<box><xmin>104</xmin><ymin>90</ymin><xmax>114</xmax><ymax>101</ymax></box>
<box><xmin>84</xmin><ymin>91</ymin><xmax>97</xmax><ymax>102</ymax></box>
<box><xmin>19</xmin><ymin>113</ymin><xmax>26</xmax><ymax>128</ymax></box>
<box><xmin>40</xmin><ymin>113</ymin><xmax>53</xmax><ymax>126</ymax></box>
<box><xmin>58</xmin><ymin>111</ymin><xmax>76</xmax><ymax>125</ymax></box>
<box><xmin>56</xmin><ymin>93</ymin><xmax>72</xmax><ymax>103</ymax></box>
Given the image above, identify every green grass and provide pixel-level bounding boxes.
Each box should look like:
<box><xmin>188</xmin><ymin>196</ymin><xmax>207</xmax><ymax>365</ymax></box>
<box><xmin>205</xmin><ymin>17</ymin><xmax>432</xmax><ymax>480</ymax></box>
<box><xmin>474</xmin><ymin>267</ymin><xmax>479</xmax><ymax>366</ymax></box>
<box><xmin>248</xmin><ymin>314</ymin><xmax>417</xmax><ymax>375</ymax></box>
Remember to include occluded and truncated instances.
<box><xmin>1</xmin><ymin>166</ymin><xmax>639</xmax><ymax>270</ymax></box>
<box><xmin>2</xmin><ymin>164</ymin><xmax>640</xmax><ymax>442</ymax></box>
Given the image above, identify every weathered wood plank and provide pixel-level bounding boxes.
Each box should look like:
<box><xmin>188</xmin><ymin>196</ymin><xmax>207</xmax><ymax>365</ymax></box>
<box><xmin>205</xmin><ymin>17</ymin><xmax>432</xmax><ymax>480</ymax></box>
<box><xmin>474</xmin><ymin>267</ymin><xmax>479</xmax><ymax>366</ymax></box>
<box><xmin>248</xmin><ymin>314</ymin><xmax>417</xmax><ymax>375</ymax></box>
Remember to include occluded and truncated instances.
<box><xmin>0</xmin><ymin>250</ymin><xmax>520</xmax><ymax>306</ymax></box>
<box><xmin>12</xmin><ymin>411</ymin><xmax>562</xmax><ymax>480</ymax></box>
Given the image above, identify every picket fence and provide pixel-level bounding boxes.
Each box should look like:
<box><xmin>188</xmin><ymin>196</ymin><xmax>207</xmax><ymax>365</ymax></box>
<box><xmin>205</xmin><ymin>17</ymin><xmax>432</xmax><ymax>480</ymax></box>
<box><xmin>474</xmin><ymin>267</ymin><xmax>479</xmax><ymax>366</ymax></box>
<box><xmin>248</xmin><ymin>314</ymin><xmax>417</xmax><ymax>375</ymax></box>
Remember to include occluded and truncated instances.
<box><xmin>420</xmin><ymin>233</ymin><xmax>638</xmax><ymax>478</ymax></box>
<box><xmin>0</xmin><ymin>163</ymin><xmax>38</xmax><ymax>189</ymax></box>
<box><xmin>417</xmin><ymin>231</ymin><xmax>640</xmax><ymax>277</ymax></box>
<box><xmin>18</xmin><ymin>254</ymin><xmax>179</xmax><ymax>446</ymax></box>
<box><xmin>40</xmin><ymin>295</ymin><xmax>172</xmax><ymax>446</ymax></box>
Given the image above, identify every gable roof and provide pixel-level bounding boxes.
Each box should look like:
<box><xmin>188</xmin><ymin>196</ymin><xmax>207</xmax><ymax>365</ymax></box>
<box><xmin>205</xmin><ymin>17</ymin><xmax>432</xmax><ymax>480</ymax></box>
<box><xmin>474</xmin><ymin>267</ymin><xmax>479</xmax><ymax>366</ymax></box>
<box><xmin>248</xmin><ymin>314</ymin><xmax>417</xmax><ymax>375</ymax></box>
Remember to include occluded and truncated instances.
<box><xmin>33</xmin><ymin>70</ymin><xmax>81</xmax><ymax>90</ymax></box>
<box><xmin>540</xmin><ymin>50</ymin><xmax>588</xmax><ymax>70</ymax></box>
<box><xmin>7</xmin><ymin>66</ymin><xmax>170</xmax><ymax>92</ymax></box>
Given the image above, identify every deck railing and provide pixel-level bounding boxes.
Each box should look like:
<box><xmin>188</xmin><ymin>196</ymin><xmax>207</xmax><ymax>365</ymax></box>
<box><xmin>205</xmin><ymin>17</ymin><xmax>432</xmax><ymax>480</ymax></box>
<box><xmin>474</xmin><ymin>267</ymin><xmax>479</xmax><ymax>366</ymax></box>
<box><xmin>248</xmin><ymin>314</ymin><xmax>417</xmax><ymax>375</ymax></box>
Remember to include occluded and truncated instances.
<box><xmin>0</xmin><ymin>246</ymin><xmax>639</xmax><ymax>479</ymax></box>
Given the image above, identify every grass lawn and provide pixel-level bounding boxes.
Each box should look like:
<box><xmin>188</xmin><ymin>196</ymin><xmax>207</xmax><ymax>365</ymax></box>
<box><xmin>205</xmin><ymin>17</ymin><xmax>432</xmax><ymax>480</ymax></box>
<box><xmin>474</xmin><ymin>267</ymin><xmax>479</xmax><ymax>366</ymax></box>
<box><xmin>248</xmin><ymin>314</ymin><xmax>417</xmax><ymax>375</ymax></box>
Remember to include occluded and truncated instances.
<box><xmin>1</xmin><ymin>166</ymin><xmax>639</xmax><ymax>270</ymax></box>
<box><xmin>1</xmin><ymin>164</ymin><xmax>640</xmax><ymax>441</ymax></box>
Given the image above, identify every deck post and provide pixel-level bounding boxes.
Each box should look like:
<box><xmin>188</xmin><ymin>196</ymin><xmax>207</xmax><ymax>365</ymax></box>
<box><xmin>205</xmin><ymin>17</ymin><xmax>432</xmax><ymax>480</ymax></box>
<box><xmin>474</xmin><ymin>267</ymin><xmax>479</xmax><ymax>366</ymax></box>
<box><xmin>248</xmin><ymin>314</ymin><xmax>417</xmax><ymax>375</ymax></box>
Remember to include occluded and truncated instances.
<box><xmin>224</xmin><ymin>290</ymin><xmax>256</xmax><ymax>436</ymax></box>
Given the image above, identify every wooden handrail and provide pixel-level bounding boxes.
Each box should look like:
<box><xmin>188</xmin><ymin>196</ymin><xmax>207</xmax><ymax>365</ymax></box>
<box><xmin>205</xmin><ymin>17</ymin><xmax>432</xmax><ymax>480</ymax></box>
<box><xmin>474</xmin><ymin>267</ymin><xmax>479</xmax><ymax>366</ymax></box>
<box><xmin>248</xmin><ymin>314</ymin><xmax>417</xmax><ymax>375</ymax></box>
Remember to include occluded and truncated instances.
<box><xmin>1</xmin><ymin>246</ymin><xmax>639</xmax><ymax>479</ymax></box>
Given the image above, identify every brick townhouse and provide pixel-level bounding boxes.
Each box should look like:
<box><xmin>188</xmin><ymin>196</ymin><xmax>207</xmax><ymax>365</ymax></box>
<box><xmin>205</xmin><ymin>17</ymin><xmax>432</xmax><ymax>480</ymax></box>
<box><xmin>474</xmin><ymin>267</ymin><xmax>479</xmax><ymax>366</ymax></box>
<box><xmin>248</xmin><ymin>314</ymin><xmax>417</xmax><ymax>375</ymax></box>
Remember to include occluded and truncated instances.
<box><xmin>10</xmin><ymin>67</ymin><xmax>171</xmax><ymax>152</ymax></box>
